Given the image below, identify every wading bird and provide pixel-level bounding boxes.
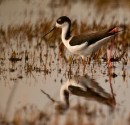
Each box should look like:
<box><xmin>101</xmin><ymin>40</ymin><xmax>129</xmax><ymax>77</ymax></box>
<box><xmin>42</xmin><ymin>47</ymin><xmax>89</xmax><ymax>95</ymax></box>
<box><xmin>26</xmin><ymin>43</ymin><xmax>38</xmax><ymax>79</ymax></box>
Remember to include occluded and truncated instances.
<box><xmin>41</xmin><ymin>74</ymin><xmax>116</xmax><ymax>114</ymax></box>
<box><xmin>42</xmin><ymin>16</ymin><xmax>124</xmax><ymax>70</ymax></box>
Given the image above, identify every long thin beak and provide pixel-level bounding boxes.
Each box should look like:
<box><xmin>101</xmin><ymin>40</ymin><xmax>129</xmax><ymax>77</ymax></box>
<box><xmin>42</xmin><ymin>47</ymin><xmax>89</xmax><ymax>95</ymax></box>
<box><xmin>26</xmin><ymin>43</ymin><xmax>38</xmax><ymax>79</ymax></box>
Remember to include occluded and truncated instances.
<box><xmin>42</xmin><ymin>26</ymin><xmax>56</xmax><ymax>38</ymax></box>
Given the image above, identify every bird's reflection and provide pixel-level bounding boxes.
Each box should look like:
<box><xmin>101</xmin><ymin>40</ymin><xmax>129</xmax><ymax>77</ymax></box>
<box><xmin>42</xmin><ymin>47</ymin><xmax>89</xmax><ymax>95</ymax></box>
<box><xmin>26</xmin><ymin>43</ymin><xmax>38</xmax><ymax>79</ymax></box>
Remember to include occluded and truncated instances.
<box><xmin>41</xmin><ymin>74</ymin><xmax>116</xmax><ymax>114</ymax></box>
<box><xmin>55</xmin><ymin>74</ymin><xmax>116</xmax><ymax>113</ymax></box>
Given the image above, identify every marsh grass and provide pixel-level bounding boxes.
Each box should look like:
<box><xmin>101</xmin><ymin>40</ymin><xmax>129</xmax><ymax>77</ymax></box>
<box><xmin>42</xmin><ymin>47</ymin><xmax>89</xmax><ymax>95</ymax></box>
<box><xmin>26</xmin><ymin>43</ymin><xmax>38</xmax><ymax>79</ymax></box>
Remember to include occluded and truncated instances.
<box><xmin>0</xmin><ymin>13</ymin><xmax>130</xmax><ymax>125</ymax></box>
<box><xmin>0</xmin><ymin>18</ymin><xmax>129</xmax><ymax>81</ymax></box>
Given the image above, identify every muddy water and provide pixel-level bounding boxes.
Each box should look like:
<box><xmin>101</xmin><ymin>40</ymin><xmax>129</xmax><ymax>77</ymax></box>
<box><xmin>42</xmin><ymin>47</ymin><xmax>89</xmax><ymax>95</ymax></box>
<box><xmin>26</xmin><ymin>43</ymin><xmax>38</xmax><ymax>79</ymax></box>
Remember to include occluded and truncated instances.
<box><xmin>0</xmin><ymin>0</ymin><xmax>130</xmax><ymax>125</ymax></box>
<box><xmin>0</xmin><ymin>38</ymin><xmax>130</xmax><ymax>124</ymax></box>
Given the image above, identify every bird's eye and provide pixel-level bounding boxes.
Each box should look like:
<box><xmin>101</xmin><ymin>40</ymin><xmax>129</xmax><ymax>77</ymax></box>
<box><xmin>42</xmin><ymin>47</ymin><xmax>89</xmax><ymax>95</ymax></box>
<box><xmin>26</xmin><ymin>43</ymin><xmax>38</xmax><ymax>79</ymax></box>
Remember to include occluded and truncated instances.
<box><xmin>57</xmin><ymin>18</ymin><xmax>63</xmax><ymax>24</ymax></box>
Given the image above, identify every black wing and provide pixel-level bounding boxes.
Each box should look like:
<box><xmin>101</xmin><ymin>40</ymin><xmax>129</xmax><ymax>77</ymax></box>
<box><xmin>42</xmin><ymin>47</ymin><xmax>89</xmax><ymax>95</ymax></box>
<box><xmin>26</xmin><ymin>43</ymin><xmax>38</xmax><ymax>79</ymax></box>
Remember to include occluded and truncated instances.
<box><xmin>69</xmin><ymin>27</ymin><xmax>118</xmax><ymax>46</ymax></box>
<box><xmin>68</xmin><ymin>85</ymin><xmax>115</xmax><ymax>107</ymax></box>
<box><xmin>68</xmin><ymin>85</ymin><xmax>87</xmax><ymax>96</ymax></box>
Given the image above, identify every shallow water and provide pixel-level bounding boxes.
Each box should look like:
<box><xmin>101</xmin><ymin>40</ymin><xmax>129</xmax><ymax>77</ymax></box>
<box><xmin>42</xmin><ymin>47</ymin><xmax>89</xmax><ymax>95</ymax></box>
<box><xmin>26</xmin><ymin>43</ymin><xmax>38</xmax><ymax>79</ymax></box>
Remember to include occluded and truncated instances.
<box><xmin>0</xmin><ymin>0</ymin><xmax>130</xmax><ymax>125</ymax></box>
<box><xmin>0</xmin><ymin>38</ymin><xmax>130</xmax><ymax>124</ymax></box>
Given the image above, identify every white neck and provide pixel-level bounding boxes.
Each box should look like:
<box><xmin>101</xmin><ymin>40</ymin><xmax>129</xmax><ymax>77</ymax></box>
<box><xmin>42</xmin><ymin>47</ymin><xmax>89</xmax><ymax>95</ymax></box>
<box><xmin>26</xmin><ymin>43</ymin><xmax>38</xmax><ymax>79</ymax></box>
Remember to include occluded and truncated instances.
<box><xmin>60</xmin><ymin>84</ymin><xmax>69</xmax><ymax>108</ymax></box>
<box><xmin>61</xmin><ymin>23</ymin><xmax>71</xmax><ymax>47</ymax></box>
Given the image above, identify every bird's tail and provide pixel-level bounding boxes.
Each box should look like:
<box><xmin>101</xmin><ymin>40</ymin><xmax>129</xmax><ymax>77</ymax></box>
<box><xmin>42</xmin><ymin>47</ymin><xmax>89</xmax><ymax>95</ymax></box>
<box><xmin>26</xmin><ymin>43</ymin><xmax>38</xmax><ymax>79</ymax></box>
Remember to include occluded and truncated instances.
<box><xmin>109</xmin><ymin>25</ymin><xmax>126</xmax><ymax>34</ymax></box>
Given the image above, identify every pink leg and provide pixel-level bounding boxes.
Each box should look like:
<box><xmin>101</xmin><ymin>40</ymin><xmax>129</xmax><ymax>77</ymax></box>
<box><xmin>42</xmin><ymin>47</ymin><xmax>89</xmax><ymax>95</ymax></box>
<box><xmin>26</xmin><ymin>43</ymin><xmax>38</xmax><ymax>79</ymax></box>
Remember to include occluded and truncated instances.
<box><xmin>107</xmin><ymin>48</ymin><xmax>113</xmax><ymax>68</ymax></box>
<box><xmin>107</xmin><ymin>36</ymin><xmax>116</xmax><ymax>68</ymax></box>
<box><xmin>82</xmin><ymin>57</ymin><xmax>86</xmax><ymax>74</ymax></box>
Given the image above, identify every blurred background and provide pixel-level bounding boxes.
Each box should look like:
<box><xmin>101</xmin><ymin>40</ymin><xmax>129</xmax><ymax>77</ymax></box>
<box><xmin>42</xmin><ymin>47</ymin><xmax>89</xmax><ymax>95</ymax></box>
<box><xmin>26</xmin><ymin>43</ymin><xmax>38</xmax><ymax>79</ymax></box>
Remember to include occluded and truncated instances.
<box><xmin>0</xmin><ymin>0</ymin><xmax>130</xmax><ymax>125</ymax></box>
<box><xmin>0</xmin><ymin>0</ymin><xmax>130</xmax><ymax>26</ymax></box>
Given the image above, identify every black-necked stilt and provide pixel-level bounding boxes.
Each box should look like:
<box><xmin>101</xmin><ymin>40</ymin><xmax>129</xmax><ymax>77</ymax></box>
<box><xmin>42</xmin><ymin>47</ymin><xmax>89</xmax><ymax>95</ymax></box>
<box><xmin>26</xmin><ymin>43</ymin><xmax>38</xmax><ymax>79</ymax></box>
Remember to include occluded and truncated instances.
<box><xmin>42</xmin><ymin>16</ymin><xmax>124</xmax><ymax>60</ymax></box>
<box><xmin>54</xmin><ymin>74</ymin><xmax>115</xmax><ymax>113</ymax></box>
<box><xmin>43</xmin><ymin>16</ymin><xmax>125</xmax><ymax>73</ymax></box>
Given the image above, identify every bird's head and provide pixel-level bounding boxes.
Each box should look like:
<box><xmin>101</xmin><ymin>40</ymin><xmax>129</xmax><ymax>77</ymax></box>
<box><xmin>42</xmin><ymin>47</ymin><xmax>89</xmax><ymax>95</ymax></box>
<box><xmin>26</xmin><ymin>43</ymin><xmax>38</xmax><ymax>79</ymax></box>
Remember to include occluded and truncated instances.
<box><xmin>54</xmin><ymin>101</ymin><xmax>69</xmax><ymax>114</ymax></box>
<box><xmin>42</xmin><ymin>16</ymin><xmax>71</xmax><ymax>38</ymax></box>
<box><xmin>56</xmin><ymin>16</ymin><xmax>71</xmax><ymax>28</ymax></box>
